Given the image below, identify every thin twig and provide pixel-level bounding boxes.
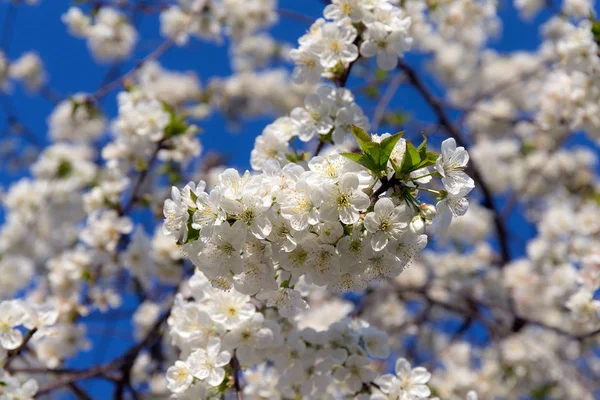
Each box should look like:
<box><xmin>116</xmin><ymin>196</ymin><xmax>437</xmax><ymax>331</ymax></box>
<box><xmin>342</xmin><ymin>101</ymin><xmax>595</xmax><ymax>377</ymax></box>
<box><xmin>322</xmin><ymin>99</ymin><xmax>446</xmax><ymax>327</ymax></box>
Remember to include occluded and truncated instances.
<box><xmin>90</xmin><ymin>37</ymin><xmax>176</xmax><ymax>101</ymax></box>
<box><xmin>230</xmin><ymin>353</ymin><xmax>244</xmax><ymax>400</ymax></box>
<box><xmin>5</xmin><ymin>327</ymin><xmax>38</xmax><ymax>368</ymax></box>
<box><xmin>278</xmin><ymin>8</ymin><xmax>314</xmax><ymax>25</ymax></box>
<box><xmin>371</xmin><ymin>73</ymin><xmax>404</xmax><ymax>132</ymax></box>
<box><xmin>36</xmin><ymin>309</ymin><xmax>171</xmax><ymax>397</ymax></box>
<box><xmin>396</xmin><ymin>59</ymin><xmax>511</xmax><ymax>266</ymax></box>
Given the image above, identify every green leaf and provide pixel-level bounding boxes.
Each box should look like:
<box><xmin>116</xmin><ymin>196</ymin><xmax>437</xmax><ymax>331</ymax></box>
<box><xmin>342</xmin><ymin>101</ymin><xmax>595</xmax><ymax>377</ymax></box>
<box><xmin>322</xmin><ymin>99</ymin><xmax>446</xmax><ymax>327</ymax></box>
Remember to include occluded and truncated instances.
<box><xmin>391</xmin><ymin>159</ymin><xmax>403</xmax><ymax>178</ymax></box>
<box><xmin>362</xmin><ymin>142</ymin><xmax>381</xmax><ymax>169</ymax></box>
<box><xmin>416</xmin><ymin>132</ymin><xmax>427</xmax><ymax>159</ymax></box>
<box><xmin>592</xmin><ymin>20</ymin><xmax>600</xmax><ymax>43</ymax></box>
<box><xmin>285</xmin><ymin>153</ymin><xmax>299</xmax><ymax>163</ymax></box>
<box><xmin>378</xmin><ymin>131</ymin><xmax>405</xmax><ymax>170</ymax></box>
<box><xmin>350</xmin><ymin>125</ymin><xmax>372</xmax><ymax>151</ymax></box>
<box><xmin>162</xmin><ymin>101</ymin><xmax>189</xmax><ymax>138</ymax></box>
<box><xmin>530</xmin><ymin>383</ymin><xmax>555</xmax><ymax>399</ymax></box>
<box><xmin>414</xmin><ymin>151</ymin><xmax>439</xmax><ymax>170</ymax></box>
<box><xmin>340</xmin><ymin>152</ymin><xmax>379</xmax><ymax>172</ymax></box>
<box><xmin>400</xmin><ymin>141</ymin><xmax>422</xmax><ymax>173</ymax></box>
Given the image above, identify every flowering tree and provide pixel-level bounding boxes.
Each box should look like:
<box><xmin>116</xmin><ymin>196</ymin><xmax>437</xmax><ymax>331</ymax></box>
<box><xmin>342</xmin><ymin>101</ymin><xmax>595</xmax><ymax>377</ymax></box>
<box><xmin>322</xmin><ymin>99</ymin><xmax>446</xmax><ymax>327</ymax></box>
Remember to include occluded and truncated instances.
<box><xmin>1</xmin><ymin>0</ymin><xmax>600</xmax><ymax>399</ymax></box>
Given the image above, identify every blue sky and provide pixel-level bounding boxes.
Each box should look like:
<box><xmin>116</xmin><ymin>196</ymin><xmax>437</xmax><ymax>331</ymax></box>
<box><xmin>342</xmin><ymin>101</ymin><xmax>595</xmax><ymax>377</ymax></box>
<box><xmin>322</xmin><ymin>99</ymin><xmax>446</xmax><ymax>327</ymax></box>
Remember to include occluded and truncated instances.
<box><xmin>0</xmin><ymin>0</ymin><xmax>599</xmax><ymax>398</ymax></box>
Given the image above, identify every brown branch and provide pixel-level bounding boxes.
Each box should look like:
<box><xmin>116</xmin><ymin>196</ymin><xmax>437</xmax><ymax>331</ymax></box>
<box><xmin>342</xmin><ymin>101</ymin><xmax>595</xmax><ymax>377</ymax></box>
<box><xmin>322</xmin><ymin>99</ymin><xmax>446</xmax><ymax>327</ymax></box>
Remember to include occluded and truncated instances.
<box><xmin>396</xmin><ymin>59</ymin><xmax>511</xmax><ymax>265</ymax></box>
<box><xmin>35</xmin><ymin>309</ymin><xmax>171</xmax><ymax>398</ymax></box>
<box><xmin>120</xmin><ymin>139</ymin><xmax>166</xmax><ymax>215</ymax></box>
<box><xmin>278</xmin><ymin>8</ymin><xmax>314</xmax><ymax>25</ymax></box>
<box><xmin>230</xmin><ymin>352</ymin><xmax>244</xmax><ymax>400</ymax></box>
<box><xmin>90</xmin><ymin>37</ymin><xmax>176</xmax><ymax>101</ymax></box>
<box><xmin>371</xmin><ymin>73</ymin><xmax>404</xmax><ymax>132</ymax></box>
<box><xmin>90</xmin><ymin>0</ymin><xmax>169</xmax><ymax>13</ymax></box>
<box><xmin>314</xmin><ymin>39</ymin><xmax>362</xmax><ymax>157</ymax></box>
<box><xmin>4</xmin><ymin>327</ymin><xmax>38</xmax><ymax>367</ymax></box>
<box><xmin>68</xmin><ymin>382</ymin><xmax>94</xmax><ymax>400</ymax></box>
<box><xmin>0</xmin><ymin>96</ymin><xmax>44</xmax><ymax>146</ymax></box>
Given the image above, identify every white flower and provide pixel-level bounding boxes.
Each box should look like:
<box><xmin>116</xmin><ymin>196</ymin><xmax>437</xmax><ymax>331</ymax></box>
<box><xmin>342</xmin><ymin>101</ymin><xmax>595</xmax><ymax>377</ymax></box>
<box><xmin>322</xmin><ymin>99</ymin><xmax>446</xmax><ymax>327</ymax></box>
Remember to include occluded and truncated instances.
<box><xmin>222</xmin><ymin>313</ymin><xmax>277</xmax><ymax>364</ymax></box>
<box><xmin>307</xmin><ymin>152</ymin><xmax>354</xmax><ymax>185</ymax></box>
<box><xmin>163</xmin><ymin>186</ymin><xmax>190</xmax><ymax>242</ymax></box>
<box><xmin>389</xmin><ymin>232</ymin><xmax>428</xmax><ymax>267</ymax></box>
<box><xmin>172</xmin><ymin>305</ymin><xmax>225</xmax><ymax>346</ymax></box>
<box><xmin>363</xmin><ymin>248</ymin><xmax>402</xmax><ymax>281</ymax></box>
<box><xmin>434</xmin><ymin>193</ymin><xmax>469</xmax><ymax>232</ymax></box>
<box><xmin>192</xmin><ymin>221</ymin><xmax>246</xmax><ymax>277</ymax></box>
<box><xmin>192</xmin><ymin>187</ymin><xmax>226</xmax><ymax>242</ymax></box>
<box><xmin>0</xmin><ymin>377</ymin><xmax>38</xmax><ymax>400</ymax></box>
<box><xmin>364</xmin><ymin>198</ymin><xmax>411</xmax><ymax>251</ymax></box>
<box><xmin>313</xmin><ymin>23</ymin><xmax>358</xmax><ymax>68</ymax></box>
<box><xmin>221</xmin><ymin>194</ymin><xmax>273</xmax><ymax>239</ymax></box>
<box><xmin>332</xmin><ymin>103</ymin><xmax>369</xmax><ymax>144</ymax></box>
<box><xmin>160</xmin><ymin>6</ymin><xmax>192</xmax><ymax>45</ymax></box>
<box><xmin>87</xmin><ymin>8</ymin><xmax>138</xmax><ymax>62</ymax></box>
<box><xmin>376</xmin><ymin>358</ymin><xmax>431</xmax><ymax>400</ymax></box>
<box><xmin>320</xmin><ymin>173</ymin><xmax>370</xmax><ymax>225</ymax></box>
<box><xmin>120</xmin><ymin>228</ymin><xmax>153</xmax><ymax>284</ymax></box>
<box><xmin>360</xmin><ymin>22</ymin><xmax>412</xmax><ymax>71</ymax></box>
<box><xmin>324</xmin><ymin>0</ymin><xmax>365</xmax><ymax>22</ymax></box>
<box><xmin>317</xmin><ymin>221</ymin><xmax>344</xmax><ymax>244</ymax></box>
<box><xmin>80</xmin><ymin>210</ymin><xmax>133</xmax><ymax>252</ymax></box>
<box><xmin>48</xmin><ymin>95</ymin><xmax>106</xmax><ymax>142</ymax></box>
<box><xmin>334</xmin><ymin>355</ymin><xmax>376</xmax><ymax>393</ymax></box>
<box><xmin>0</xmin><ymin>300</ymin><xmax>28</xmax><ymax>350</ymax></box>
<box><xmin>435</xmin><ymin>138</ymin><xmax>474</xmax><ymax>196</ymax></box>
<box><xmin>279</xmin><ymin>178</ymin><xmax>322</xmax><ymax>231</ymax></box>
<box><xmin>361</xmin><ymin>326</ymin><xmax>390</xmax><ymax>358</ymax></box>
<box><xmin>186</xmin><ymin>338</ymin><xmax>231</xmax><ymax>386</ymax></box>
<box><xmin>307</xmin><ymin>243</ymin><xmax>341</xmax><ymax>286</ymax></box>
<box><xmin>566</xmin><ymin>289</ymin><xmax>600</xmax><ymax>323</ymax></box>
<box><xmin>219</xmin><ymin>168</ymin><xmax>253</xmax><ymax>200</ymax></box>
<box><xmin>207</xmin><ymin>290</ymin><xmax>255</xmax><ymax>329</ymax></box>
<box><xmin>290</xmin><ymin>48</ymin><xmax>323</xmax><ymax>84</ymax></box>
<box><xmin>166</xmin><ymin>360</ymin><xmax>193</xmax><ymax>394</ymax></box>
<box><xmin>62</xmin><ymin>7</ymin><xmax>91</xmax><ymax>37</ymax></box>
<box><xmin>8</xmin><ymin>52</ymin><xmax>45</xmax><ymax>91</ymax></box>
<box><xmin>290</xmin><ymin>93</ymin><xmax>334</xmax><ymax>142</ymax></box>
<box><xmin>256</xmin><ymin>288</ymin><xmax>309</xmax><ymax>318</ymax></box>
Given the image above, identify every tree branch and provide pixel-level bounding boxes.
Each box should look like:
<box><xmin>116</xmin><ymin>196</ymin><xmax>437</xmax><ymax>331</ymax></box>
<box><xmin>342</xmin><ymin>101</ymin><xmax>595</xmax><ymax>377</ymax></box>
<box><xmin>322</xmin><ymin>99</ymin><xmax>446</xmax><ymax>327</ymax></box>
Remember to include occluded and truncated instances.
<box><xmin>396</xmin><ymin>59</ymin><xmax>511</xmax><ymax>265</ymax></box>
<box><xmin>4</xmin><ymin>327</ymin><xmax>38</xmax><ymax>368</ymax></box>
<box><xmin>230</xmin><ymin>352</ymin><xmax>244</xmax><ymax>400</ymax></box>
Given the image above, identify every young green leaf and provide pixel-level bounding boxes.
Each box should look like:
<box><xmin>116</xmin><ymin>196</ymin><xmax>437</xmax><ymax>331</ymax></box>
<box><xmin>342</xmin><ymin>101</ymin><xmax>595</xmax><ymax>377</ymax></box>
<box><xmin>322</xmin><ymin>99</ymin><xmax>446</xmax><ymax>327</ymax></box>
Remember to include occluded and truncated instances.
<box><xmin>341</xmin><ymin>152</ymin><xmax>379</xmax><ymax>172</ymax></box>
<box><xmin>416</xmin><ymin>132</ymin><xmax>427</xmax><ymax>159</ymax></box>
<box><xmin>400</xmin><ymin>141</ymin><xmax>422</xmax><ymax>173</ymax></box>
<box><xmin>350</xmin><ymin>125</ymin><xmax>372</xmax><ymax>151</ymax></box>
<box><xmin>378</xmin><ymin>131</ymin><xmax>405</xmax><ymax>170</ymax></box>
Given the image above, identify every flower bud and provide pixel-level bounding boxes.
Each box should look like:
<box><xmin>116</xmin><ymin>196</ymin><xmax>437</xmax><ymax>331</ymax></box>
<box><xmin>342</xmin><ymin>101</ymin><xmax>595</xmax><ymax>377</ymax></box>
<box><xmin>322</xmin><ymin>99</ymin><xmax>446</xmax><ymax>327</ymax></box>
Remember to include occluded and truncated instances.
<box><xmin>420</xmin><ymin>203</ymin><xmax>436</xmax><ymax>220</ymax></box>
<box><xmin>410</xmin><ymin>216</ymin><xmax>425</xmax><ymax>234</ymax></box>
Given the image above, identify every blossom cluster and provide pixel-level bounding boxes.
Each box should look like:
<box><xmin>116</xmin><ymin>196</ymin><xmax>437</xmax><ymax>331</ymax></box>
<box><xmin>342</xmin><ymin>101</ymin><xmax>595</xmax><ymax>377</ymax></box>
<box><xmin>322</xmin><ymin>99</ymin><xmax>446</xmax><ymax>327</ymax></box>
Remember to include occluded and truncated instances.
<box><xmin>0</xmin><ymin>50</ymin><xmax>45</xmax><ymax>93</ymax></box>
<box><xmin>62</xmin><ymin>7</ymin><xmax>138</xmax><ymax>62</ymax></box>
<box><xmin>3</xmin><ymin>0</ymin><xmax>600</xmax><ymax>398</ymax></box>
<box><xmin>159</xmin><ymin>0</ymin><xmax>277</xmax><ymax>45</ymax></box>
<box><xmin>164</xmin><ymin>269</ymin><xmax>435</xmax><ymax>399</ymax></box>
<box><xmin>291</xmin><ymin>0</ymin><xmax>412</xmax><ymax>84</ymax></box>
<box><xmin>165</xmin><ymin>133</ymin><xmax>473</xmax><ymax>306</ymax></box>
